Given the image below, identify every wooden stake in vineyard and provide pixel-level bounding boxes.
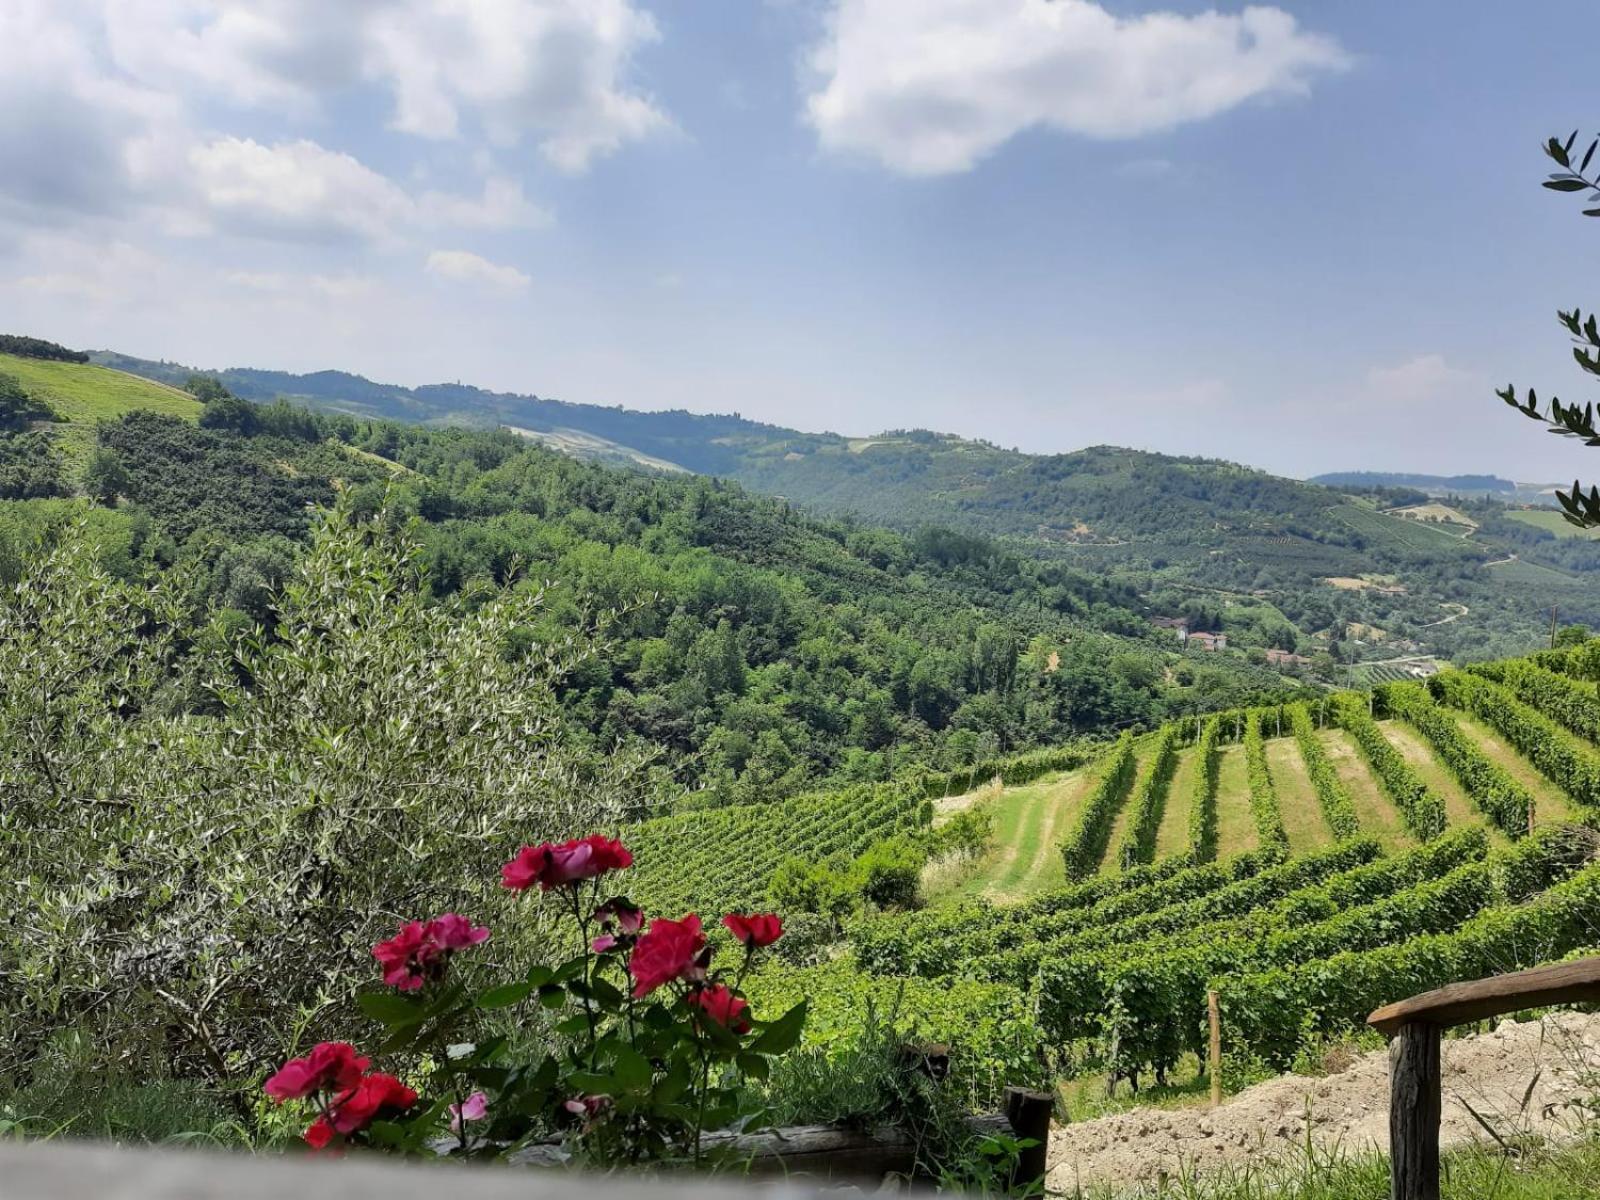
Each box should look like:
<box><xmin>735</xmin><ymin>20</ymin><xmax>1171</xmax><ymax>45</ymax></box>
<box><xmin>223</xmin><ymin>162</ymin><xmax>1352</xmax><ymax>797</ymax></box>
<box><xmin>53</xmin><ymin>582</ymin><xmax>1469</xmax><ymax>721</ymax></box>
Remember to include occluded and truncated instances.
<box><xmin>1207</xmin><ymin>990</ymin><xmax>1222</xmax><ymax>1108</ymax></box>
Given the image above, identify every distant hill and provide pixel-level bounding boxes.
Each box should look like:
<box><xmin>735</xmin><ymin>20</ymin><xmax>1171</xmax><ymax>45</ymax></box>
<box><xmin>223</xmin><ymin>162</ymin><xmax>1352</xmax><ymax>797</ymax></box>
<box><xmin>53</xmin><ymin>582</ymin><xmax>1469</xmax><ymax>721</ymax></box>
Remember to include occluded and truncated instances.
<box><xmin>1311</xmin><ymin>471</ymin><xmax>1518</xmax><ymax>494</ymax></box>
<box><xmin>83</xmin><ymin>346</ymin><xmax>1600</xmax><ymax>658</ymax></box>
<box><xmin>90</xmin><ymin>351</ymin><xmax>1418</xmax><ymax>553</ymax></box>
<box><xmin>91</xmin><ymin>351</ymin><xmax>782</xmax><ymax>476</ymax></box>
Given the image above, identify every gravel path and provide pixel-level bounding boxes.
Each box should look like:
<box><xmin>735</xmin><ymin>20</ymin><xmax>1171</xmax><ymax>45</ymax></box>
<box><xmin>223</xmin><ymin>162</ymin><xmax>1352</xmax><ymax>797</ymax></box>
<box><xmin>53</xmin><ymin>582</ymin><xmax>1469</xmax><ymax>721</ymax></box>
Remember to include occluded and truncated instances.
<box><xmin>1046</xmin><ymin>1013</ymin><xmax>1600</xmax><ymax>1194</ymax></box>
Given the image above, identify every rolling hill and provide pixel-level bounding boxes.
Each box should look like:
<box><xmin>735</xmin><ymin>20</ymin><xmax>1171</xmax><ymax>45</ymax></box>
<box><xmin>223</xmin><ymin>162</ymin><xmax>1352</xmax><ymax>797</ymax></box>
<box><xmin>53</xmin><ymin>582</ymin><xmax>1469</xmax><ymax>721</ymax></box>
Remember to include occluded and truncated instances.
<box><xmin>86</xmin><ymin>346</ymin><xmax>1600</xmax><ymax>662</ymax></box>
<box><xmin>1</xmin><ymin>352</ymin><xmax>199</xmax><ymax>462</ymax></box>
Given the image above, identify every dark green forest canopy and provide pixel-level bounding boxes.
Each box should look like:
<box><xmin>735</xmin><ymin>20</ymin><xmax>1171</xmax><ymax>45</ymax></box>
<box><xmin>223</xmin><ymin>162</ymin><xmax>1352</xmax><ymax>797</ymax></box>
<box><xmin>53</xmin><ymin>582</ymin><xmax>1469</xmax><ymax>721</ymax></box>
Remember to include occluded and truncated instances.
<box><xmin>2</xmin><ymin>403</ymin><xmax>1306</xmax><ymax>803</ymax></box>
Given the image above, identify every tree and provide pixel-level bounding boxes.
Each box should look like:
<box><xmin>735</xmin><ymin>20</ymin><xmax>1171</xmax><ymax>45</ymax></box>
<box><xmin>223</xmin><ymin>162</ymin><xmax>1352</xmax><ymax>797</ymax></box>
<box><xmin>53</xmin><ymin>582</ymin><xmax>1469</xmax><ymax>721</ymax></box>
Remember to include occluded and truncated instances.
<box><xmin>82</xmin><ymin>448</ymin><xmax>130</xmax><ymax>506</ymax></box>
<box><xmin>1498</xmin><ymin>130</ymin><xmax>1600</xmax><ymax>526</ymax></box>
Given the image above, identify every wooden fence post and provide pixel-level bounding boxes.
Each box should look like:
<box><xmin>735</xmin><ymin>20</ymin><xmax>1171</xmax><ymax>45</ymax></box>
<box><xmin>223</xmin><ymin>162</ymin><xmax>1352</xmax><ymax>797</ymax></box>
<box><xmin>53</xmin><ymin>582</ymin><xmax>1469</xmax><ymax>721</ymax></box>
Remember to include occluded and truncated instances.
<box><xmin>1388</xmin><ymin>1022</ymin><xmax>1441</xmax><ymax>1200</ymax></box>
<box><xmin>1003</xmin><ymin>1085</ymin><xmax>1052</xmax><ymax>1192</ymax></box>
<box><xmin>1207</xmin><ymin>990</ymin><xmax>1222</xmax><ymax>1109</ymax></box>
<box><xmin>1370</xmin><ymin>958</ymin><xmax>1600</xmax><ymax>1200</ymax></box>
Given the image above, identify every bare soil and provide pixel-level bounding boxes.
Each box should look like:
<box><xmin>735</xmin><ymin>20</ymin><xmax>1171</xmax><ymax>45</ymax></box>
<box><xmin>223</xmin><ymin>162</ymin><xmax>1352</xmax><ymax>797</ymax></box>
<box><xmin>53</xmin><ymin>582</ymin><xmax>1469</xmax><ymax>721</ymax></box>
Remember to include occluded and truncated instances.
<box><xmin>1045</xmin><ymin>1013</ymin><xmax>1600</xmax><ymax>1194</ymax></box>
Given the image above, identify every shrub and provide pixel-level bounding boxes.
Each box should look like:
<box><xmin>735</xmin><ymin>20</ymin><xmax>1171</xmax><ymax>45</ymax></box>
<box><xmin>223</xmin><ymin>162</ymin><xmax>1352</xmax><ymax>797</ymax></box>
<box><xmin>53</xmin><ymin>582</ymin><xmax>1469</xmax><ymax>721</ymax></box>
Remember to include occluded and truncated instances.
<box><xmin>0</xmin><ymin>500</ymin><xmax>652</xmax><ymax>1097</ymax></box>
<box><xmin>264</xmin><ymin>837</ymin><xmax>805</xmax><ymax>1164</ymax></box>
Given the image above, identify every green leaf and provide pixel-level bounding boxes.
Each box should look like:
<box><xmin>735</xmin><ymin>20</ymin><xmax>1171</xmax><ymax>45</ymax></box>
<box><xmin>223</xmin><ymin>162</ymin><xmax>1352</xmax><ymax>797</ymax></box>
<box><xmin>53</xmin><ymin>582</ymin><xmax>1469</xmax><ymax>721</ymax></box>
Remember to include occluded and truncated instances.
<box><xmin>611</xmin><ymin>1045</ymin><xmax>653</xmax><ymax>1091</ymax></box>
<box><xmin>736</xmin><ymin>1052</ymin><xmax>771</xmax><ymax>1081</ymax></box>
<box><xmin>1543</xmin><ymin>178</ymin><xmax>1590</xmax><ymax>192</ymax></box>
<box><xmin>476</xmin><ymin>980</ymin><xmax>533</xmax><ymax>1009</ymax></box>
<box><xmin>538</xmin><ymin>986</ymin><xmax>568</xmax><ymax>1010</ymax></box>
<box><xmin>566</xmin><ymin>1071</ymin><xmax>616</xmax><ymax>1094</ymax></box>
<box><xmin>357</xmin><ymin>991</ymin><xmax>423</xmax><ymax>1025</ymax></box>
<box><xmin>749</xmin><ymin>999</ymin><xmax>807</xmax><ymax>1057</ymax></box>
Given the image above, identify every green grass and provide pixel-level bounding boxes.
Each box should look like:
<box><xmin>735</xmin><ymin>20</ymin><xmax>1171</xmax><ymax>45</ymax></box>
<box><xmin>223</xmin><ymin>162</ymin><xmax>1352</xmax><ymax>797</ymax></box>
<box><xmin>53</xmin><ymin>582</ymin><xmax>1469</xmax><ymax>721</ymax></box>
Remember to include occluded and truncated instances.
<box><xmin>1317</xmin><ymin>727</ymin><xmax>1414</xmax><ymax>852</ymax></box>
<box><xmin>1505</xmin><ymin>508</ymin><xmax>1600</xmax><ymax>539</ymax></box>
<box><xmin>1100</xmin><ymin>738</ymin><xmax>1159</xmax><ymax>875</ymax></box>
<box><xmin>1263</xmin><ymin>736</ymin><xmax>1333</xmax><ymax>856</ymax></box>
<box><xmin>1213</xmin><ymin>744</ymin><xmax>1260</xmax><ymax>859</ymax></box>
<box><xmin>1378</xmin><ymin>718</ymin><xmax>1486</xmax><ymax>839</ymax></box>
<box><xmin>948</xmin><ymin>769</ymin><xmax>1089</xmax><ymax>903</ymax></box>
<box><xmin>1</xmin><ymin>353</ymin><xmax>199</xmax><ymax>464</ymax></box>
<box><xmin>1155</xmin><ymin>745</ymin><xmax>1200</xmax><ymax>860</ymax></box>
<box><xmin>1072</xmin><ymin>1137</ymin><xmax>1600</xmax><ymax>1199</ymax></box>
<box><xmin>1450</xmin><ymin>712</ymin><xmax>1580</xmax><ymax>828</ymax></box>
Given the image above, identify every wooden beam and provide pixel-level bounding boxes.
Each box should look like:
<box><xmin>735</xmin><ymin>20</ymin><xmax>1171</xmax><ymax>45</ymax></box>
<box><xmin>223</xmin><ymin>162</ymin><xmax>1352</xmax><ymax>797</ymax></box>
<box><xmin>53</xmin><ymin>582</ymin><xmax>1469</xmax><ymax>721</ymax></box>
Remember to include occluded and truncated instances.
<box><xmin>1367</xmin><ymin>956</ymin><xmax>1600</xmax><ymax>1036</ymax></box>
<box><xmin>1003</xmin><ymin>1086</ymin><xmax>1053</xmax><ymax>1190</ymax></box>
<box><xmin>1388</xmin><ymin>1022</ymin><xmax>1442</xmax><ymax>1200</ymax></box>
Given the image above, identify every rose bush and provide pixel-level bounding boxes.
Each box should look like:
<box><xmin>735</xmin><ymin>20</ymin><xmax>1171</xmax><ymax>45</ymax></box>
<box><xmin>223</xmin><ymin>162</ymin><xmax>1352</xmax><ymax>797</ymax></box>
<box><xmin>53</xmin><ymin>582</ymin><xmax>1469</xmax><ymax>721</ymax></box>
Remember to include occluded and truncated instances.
<box><xmin>265</xmin><ymin>836</ymin><xmax>803</xmax><ymax>1167</ymax></box>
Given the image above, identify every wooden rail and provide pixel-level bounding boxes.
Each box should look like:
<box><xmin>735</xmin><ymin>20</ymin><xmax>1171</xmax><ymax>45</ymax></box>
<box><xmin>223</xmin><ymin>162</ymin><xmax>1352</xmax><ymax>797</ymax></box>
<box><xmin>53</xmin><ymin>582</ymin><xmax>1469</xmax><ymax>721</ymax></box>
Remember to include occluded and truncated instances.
<box><xmin>1367</xmin><ymin>956</ymin><xmax>1600</xmax><ymax>1200</ymax></box>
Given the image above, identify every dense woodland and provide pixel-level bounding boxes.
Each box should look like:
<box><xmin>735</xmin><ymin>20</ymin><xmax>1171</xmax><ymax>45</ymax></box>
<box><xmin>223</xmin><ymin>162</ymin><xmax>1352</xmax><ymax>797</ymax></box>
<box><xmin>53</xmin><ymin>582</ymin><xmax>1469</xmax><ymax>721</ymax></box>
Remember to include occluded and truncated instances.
<box><xmin>0</xmin><ymin>358</ymin><xmax>1310</xmax><ymax>806</ymax></box>
<box><xmin>97</xmin><ymin>349</ymin><xmax>1600</xmax><ymax>665</ymax></box>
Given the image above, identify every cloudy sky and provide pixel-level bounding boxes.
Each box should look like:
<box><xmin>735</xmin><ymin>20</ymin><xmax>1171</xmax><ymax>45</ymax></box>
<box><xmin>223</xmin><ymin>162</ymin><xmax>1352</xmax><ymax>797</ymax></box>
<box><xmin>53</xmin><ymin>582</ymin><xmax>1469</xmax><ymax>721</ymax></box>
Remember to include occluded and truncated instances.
<box><xmin>3</xmin><ymin>1</ymin><xmax>1596</xmax><ymax>480</ymax></box>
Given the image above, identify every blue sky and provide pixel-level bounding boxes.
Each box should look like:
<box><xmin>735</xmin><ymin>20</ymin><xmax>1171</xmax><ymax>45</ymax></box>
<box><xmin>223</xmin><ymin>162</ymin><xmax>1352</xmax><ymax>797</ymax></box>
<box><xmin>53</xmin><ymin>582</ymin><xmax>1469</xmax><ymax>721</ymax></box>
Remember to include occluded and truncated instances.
<box><xmin>3</xmin><ymin>1</ymin><xmax>1597</xmax><ymax>480</ymax></box>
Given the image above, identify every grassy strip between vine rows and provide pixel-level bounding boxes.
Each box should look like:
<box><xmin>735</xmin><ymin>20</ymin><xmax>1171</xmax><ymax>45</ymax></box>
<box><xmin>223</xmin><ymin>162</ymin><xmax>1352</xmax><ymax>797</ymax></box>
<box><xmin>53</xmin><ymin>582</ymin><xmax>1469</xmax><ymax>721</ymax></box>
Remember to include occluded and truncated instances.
<box><xmin>1187</xmin><ymin>715</ymin><xmax>1223</xmax><ymax>863</ymax></box>
<box><xmin>1059</xmin><ymin>730</ymin><xmax>1139</xmax><ymax>881</ymax></box>
<box><xmin>1288</xmin><ymin>702</ymin><xmax>1360</xmax><ymax>840</ymax></box>
<box><xmin>1379</xmin><ymin>681</ymin><xmax>1532</xmax><ymax>836</ymax></box>
<box><xmin>1117</xmin><ymin>724</ymin><xmax>1181</xmax><ymax>870</ymax></box>
<box><xmin>1219</xmin><ymin>843</ymin><xmax>1600</xmax><ymax>1069</ymax></box>
<box><xmin>1332</xmin><ymin>692</ymin><xmax>1448</xmax><ymax>840</ymax></box>
<box><xmin>1429</xmin><ymin>670</ymin><xmax>1600</xmax><ymax>809</ymax></box>
<box><xmin>1244</xmin><ymin>710</ymin><xmax>1288</xmax><ymax>849</ymax></box>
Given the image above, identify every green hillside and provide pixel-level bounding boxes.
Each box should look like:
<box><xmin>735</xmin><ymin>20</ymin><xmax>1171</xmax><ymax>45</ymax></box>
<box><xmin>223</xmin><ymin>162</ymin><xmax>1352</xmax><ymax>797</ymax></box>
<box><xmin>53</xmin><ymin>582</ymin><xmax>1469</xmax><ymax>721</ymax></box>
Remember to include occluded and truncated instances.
<box><xmin>0</xmin><ymin>350</ymin><xmax>1314</xmax><ymax>801</ymax></box>
<box><xmin>92</xmin><ymin>348</ymin><xmax>1600</xmax><ymax>662</ymax></box>
<box><xmin>1</xmin><ymin>352</ymin><xmax>199</xmax><ymax>461</ymax></box>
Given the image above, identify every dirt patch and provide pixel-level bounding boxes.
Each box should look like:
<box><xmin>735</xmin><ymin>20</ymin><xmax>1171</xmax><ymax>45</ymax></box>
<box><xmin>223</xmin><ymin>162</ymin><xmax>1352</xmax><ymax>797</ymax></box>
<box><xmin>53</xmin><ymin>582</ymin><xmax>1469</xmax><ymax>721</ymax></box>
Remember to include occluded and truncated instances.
<box><xmin>1046</xmin><ymin>1013</ymin><xmax>1600</xmax><ymax>1193</ymax></box>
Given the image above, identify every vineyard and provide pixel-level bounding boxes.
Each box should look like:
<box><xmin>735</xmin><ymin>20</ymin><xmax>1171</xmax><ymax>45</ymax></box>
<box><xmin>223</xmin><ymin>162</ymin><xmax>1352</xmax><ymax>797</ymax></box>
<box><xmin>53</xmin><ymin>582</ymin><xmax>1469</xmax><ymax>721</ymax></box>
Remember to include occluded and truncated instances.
<box><xmin>631</xmin><ymin>646</ymin><xmax>1600</xmax><ymax>1099</ymax></box>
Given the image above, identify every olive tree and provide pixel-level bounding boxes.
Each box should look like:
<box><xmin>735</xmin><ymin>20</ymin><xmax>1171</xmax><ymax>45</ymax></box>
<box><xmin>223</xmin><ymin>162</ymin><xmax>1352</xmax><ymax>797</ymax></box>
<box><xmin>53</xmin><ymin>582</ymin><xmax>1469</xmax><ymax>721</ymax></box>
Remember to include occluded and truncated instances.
<box><xmin>0</xmin><ymin>499</ymin><xmax>655</xmax><ymax>1103</ymax></box>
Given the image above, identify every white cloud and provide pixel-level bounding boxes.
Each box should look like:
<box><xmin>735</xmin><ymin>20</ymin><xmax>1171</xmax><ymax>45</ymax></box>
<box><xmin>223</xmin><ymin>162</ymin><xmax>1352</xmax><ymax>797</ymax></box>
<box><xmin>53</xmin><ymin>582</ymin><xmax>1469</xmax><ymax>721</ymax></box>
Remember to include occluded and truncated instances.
<box><xmin>99</xmin><ymin>0</ymin><xmax>669</xmax><ymax>172</ymax></box>
<box><xmin>189</xmin><ymin>138</ymin><xmax>415</xmax><ymax>243</ymax></box>
<box><xmin>220</xmin><ymin>269</ymin><xmax>378</xmax><ymax>299</ymax></box>
<box><xmin>367</xmin><ymin>0</ymin><xmax>669</xmax><ymax>170</ymax></box>
<box><xmin>425</xmin><ymin>249</ymin><xmax>530</xmax><ymax>291</ymax></box>
<box><xmin>1364</xmin><ymin>354</ymin><xmax>1478</xmax><ymax>403</ymax></box>
<box><xmin>0</xmin><ymin>0</ymin><xmax>663</xmax><ymax>250</ymax></box>
<box><xmin>417</xmin><ymin>176</ymin><xmax>552</xmax><ymax>231</ymax></box>
<box><xmin>804</xmin><ymin>0</ymin><xmax>1349</xmax><ymax>175</ymax></box>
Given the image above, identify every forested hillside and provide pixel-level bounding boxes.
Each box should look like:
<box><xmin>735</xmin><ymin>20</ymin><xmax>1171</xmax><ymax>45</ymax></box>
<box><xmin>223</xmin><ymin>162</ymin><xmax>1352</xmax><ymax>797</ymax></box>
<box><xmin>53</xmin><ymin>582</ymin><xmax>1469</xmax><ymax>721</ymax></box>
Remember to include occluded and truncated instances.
<box><xmin>0</xmin><ymin>345</ymin><xmax>1305</xmax><ymax>805</ymax></box>
<box><xmin>96</xmin><ymin>349</ymin><xmax>1600</xmax><ymax>665</ymax></box>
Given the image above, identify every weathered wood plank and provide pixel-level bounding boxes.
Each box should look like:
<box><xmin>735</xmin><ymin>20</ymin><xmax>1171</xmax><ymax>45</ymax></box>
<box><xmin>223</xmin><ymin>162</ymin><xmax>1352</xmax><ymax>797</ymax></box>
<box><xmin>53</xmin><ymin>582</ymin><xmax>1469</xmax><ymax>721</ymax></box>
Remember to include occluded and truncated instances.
<box><xmin>1004</xmin><ymin>1085</ymin><xmax>1053</xmax><ymax>1189</ymax></box>
<box><xmin>1388</xmin><ymin>1022</ymin><xmax>1441</xmax><ymax>1200</ymax></box>
<box><xmin>1367</xmin><ymin>956</ymin><xmax>1600</xmax><ymax>1035</ymax></box>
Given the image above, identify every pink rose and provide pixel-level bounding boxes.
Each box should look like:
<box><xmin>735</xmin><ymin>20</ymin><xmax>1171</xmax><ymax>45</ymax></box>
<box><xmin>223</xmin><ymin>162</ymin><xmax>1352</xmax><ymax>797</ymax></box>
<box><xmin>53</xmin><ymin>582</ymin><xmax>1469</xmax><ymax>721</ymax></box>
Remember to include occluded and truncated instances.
<box><xmin>502</xmin><ymin>836</ymin><xmax>633</xmax><ymax>891</ymax></box>
<box><xmin>372</xmin><ymin>914</ymin><xmax>489</xmax><ymax>990</ymax></box>
<box><xmin>265</xmin><ymin>1042</ymin><xmax>369</xmax><ymax>1103</ymax></box>
<box><xmin>449</xmin><ymin>1091</ymin><xmax>489</xmax><ymax>1134</ymax></box>
<box><xmin>688</xmin><ymin>984</ymin><xmax>751</xmax><ymax>1034</ymax></box>
<box><xmin>722</xmin><ymin>913</ymin><xmax>783</xmax><ymax>949</ymax></box>
<box><xmin>628</xmin><ymin>913</ymin><xmax>708</xmax><ymax>997</ymax></box>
